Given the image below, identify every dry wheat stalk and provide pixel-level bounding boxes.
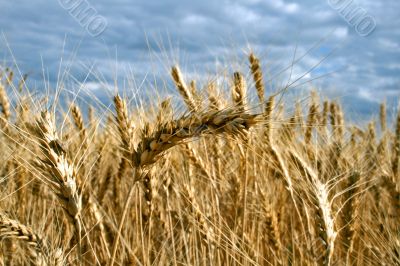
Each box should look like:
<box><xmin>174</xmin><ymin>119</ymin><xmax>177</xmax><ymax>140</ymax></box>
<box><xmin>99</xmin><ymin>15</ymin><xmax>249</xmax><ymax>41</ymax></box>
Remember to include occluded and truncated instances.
<box><xmin>232</xmin><ymin>72</ymin><xmax>247</xmax><ymax>111</ymax></box>
<box><xmin>156</xmin><ymin>98</ymin><xmax>173</xmax><ymax>124</ymax></box>
<box><xmin>320</xmin><ymin>100</ymin><xmax>329</xmax><ymax>140</ymax></box>
<box><xmin>289</xmin><ymin>150</ymin><xmax>337</xmax><ymax>266</ymax></box>
<box><xmin>0</xmin><ymin>83</ymin><xmax>10</xmax><ymax>121</ymax></box>
<box><xmin>305</xmin><ymin>93</ymin><xmax>319</xmax><ymax>145</ymax></box>
<box><xmin>28</xmin><ymin>111</ymin><xmax>83</xmax><ymax>255</ymax></box>
<box><xmin>380</xmin><ymin>102</ymin><xmax>387</xmax><ymax>132</ymax></box>
<box><xmin>207</xmin><ymin>81</ymin><xmax>222</xmax><ymax>111</ymax></box>
<box><xmin>182</xmin><ymin>143</ymin><xmax>211</xmax><ymax>178</ymax></box>
<box><xmin>182</xmin><ymin>184</ymin><xmax>214</xmax><ymax>245</ymax></box>
<box><xmin>189</xmin><ymin>80</ymin><xmax>202</xmax><ymax>106</ymax></box>
<box><xmin>132</xmin><ymin>108</ymin><xmax>258</xmax><ymax>167</ymax></box>
<box><xmin>171</xmin><ymin>66</ymin><xmax>197</xmax><ymax>112</ymax></box>
<box><xmin>264</xmin><ymin>95</ymin><xmax>275</xmax><ymax>143</ymax></box>
<box><xmin>249</xmin><ymin>53</ymin><xmax>265</xmax><ymax>105</ymax></box>
<box><xmin>258</xmin><ymin>186</ymin><xmax>281</xmax><ymax>262</ymax></box>
<box><xmin>70</xmin><ymin>104</ymin><xmax>87</xmax><ymax>150</ymax></box>
<box><xmin>114</xmin><ymin>95</ymin><xmax>133</xmax><ymax>152</ymax></box>
<box><xmin>339</xmin><ymin>172</ymin><xmax>360</xmax><ymax>259</ymax></box>
<box><xmin>113</xmin><ymin>95</ymin><xmax>134</xmax><ymax>207</ymax></box>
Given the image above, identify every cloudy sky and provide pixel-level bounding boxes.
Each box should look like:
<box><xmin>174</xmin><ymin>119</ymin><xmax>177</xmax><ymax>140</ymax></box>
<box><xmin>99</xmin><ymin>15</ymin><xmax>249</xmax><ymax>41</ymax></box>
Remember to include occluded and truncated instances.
<box><xmin>0</xmin><ymin>0</ymin><xmax>399</xmax><ymax>120</ymax></box>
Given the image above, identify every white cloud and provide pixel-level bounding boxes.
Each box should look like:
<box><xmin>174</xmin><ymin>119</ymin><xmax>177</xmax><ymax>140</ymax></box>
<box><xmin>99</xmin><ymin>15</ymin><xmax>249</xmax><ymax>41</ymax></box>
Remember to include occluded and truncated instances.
<box><xmin>271</xmin><ymin>1</ymin><xmax>299</xmax><ymax>14</ymax></box>
<box><xmin>284</xmin><ymin>3</ymin><xmax>299</xmax><ymax>14</ymax></box>
<box><xmin>182</xmin><ymin>14</ymin><xmax>209</xmax><ymax>25</ymax></box>
<box><xmin>334</xmin><ymin>27</ymin><xmax>349</xmax><ymax>39</ymax></box>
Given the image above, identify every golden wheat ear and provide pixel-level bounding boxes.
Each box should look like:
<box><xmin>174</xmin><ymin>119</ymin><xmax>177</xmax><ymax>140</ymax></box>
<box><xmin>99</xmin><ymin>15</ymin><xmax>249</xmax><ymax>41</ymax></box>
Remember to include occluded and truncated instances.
<box><xmin>0</xmin><ymin>82</ymin><xmax>10</xmax><ymax>121</ymax></box>
<box><xmin>132</xmin><ymin>108</ymin><xmax>259</xmax><ymax>167</ymax></box>
<box><xmin>27</xmin><ymin>111</ymin><xmax>83</xmax><ymax>257</ymax></box>
<box><xmin>70</xmin><ymin>104</ymin><xmax>88</xmax><ymax>150</ymax></box>
<box><xmin>249</xmin><ymin>53</ymin><xmax>265</xmax><ymax>105</ymax></box>
<box><xmin>0</xmin><ymin>212</ymin><xmax>63</xmax><ymax>265</ymax></box>
<box><xmin>231</xmin><ymin>72</ymin><xmax>247</xmax><ymax>110</ymax></box>
<box><xmin>171</xmin><ymin>66</ymin><xmax>198</xmax><ymax>112</ymax></box>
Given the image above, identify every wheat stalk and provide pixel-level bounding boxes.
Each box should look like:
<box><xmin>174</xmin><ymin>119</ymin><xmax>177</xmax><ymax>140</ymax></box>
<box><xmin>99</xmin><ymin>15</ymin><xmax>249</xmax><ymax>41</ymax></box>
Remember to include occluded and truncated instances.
<box><xmin>0</xmin><ymin>83</ymin><xmax>10</xmax><ymax>121</ymax></box>
<box><xmin>28</xmin><ymin>111</ymin><xmax>83</xmax><ymax>258</ymax></box>
<box><xmin>171</xmin><ymin>66</ymin><xmax>197</xmax><ymax>112</ymax></box>
<box><xmin>132</xmin><ymin>108</ymin><xmax>258</xmax><ymax>167</ymax></box>
<box><xmin>249</xmin><ymin>53</ymin><xmax>265</xmax><ymax>105</ymax></box>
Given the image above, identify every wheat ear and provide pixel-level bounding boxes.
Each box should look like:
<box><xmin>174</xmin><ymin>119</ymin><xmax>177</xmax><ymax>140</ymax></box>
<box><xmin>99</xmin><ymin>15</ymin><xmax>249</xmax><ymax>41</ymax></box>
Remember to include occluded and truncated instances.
<box><xmin>289</xmin><ymin>150</ymin><xmax>337</xmax><ymax>266</ymax></box>
<box><xmin>70</xmin><ymin>104</ymin><xmax>88</xmax><ymax>150</ymax></box>
<box><xmin>232</xmin><ymin>72</ymin><xmax>247</xmax><ymax>111</ymax></box>
<box><xmin>0</xmin><ymin>212</ymin><xmax>49</xmax><ymax>265</ymax></box>
<box><xmin>132</xmin><ymin>108</ymin><xmax>259</xmax><ymax>167</ymax></box>
<box><xmin>28</xmin><ymin>111</ymin><xmax>83</xmax><ymax>255</ymax></box>
<box><xmin>171</xmin><ymin>66</ymin><xmax>197</xmax><ymax>112</ymax></box>
<box><xmin>249</xmin><ymin>53</ymin><xmax>265</xmax><ymax>105</ymax></box>
<box><xmin>0</xmin><ymin>83</ymin><xmax>10</xmax><ymax>121</ymax></box>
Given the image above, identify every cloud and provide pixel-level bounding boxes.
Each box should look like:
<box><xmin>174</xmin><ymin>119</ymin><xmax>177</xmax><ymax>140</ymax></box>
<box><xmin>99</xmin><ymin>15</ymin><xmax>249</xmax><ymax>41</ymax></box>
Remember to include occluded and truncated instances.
<box><xmin>0</xmin><ymin>0</ymin><xmax>399</xmax><ymax>120</ymax></box>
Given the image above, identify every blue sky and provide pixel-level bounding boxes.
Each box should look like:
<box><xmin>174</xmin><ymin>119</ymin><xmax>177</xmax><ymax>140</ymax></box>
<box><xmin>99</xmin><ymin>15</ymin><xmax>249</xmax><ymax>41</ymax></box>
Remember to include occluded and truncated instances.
<box><xmin>0</xmin><ymin>0</ymin><xmax>399</xmax><ymax>121</ymax></box>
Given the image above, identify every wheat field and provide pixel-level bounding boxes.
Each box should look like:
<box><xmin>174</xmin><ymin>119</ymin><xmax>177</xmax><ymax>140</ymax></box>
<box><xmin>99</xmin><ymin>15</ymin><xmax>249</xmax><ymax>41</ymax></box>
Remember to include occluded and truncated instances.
<box><xmin>0</xmin><ymin>53</ymin><xmax>398</xmax><ymax>265</ymax></box>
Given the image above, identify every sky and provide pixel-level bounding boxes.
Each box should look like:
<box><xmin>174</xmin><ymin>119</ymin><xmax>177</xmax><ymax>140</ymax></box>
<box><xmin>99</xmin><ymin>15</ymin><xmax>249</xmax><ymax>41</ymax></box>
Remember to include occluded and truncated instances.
<box><xmin>0</xmin><ymin>0</ymin><xmax>399</xmax><ymax>122</ymax></box>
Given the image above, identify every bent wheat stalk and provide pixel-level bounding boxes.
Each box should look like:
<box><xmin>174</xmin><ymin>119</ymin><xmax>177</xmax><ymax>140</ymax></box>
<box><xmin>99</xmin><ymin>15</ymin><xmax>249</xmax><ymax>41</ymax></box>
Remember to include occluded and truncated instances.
<box><xmin>133</xmin><ymin>108</ymin><xmax>259</xmax><ymax>167</ymax></box>
<box><xmin>289</xmin><ymin>150</ymin><xmax>337</xmax><ymax>266</ymax></box>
